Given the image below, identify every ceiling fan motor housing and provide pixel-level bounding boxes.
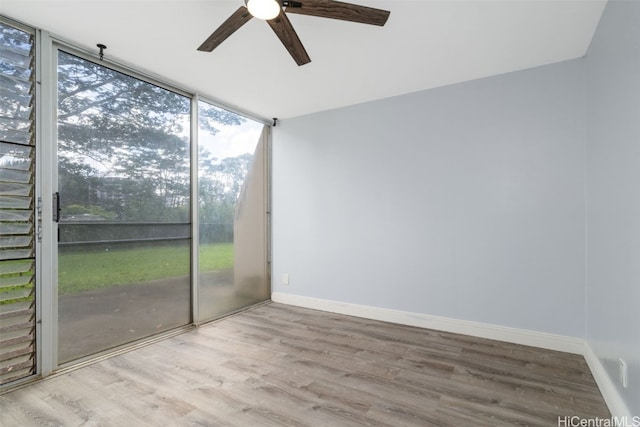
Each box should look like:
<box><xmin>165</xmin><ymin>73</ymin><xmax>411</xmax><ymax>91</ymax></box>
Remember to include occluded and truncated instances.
<box><xmin>198</xmin><ymin>0</ymin><xmax>390</xmax><ymax>66</ymax></box>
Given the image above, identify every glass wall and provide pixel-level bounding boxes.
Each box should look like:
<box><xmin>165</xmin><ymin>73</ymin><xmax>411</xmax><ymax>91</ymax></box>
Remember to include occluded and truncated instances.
<box><xmin>0</xmin><ymin>15</ymin><xmax>273</xmax><ymax>380</ymax></box>
<box><xmin>198</xmin><ymin>101</ymin><xmax>269</xmax><ymax>321</ymax></box>
<box><xmin>56</xmin><ymin>52</ymin><xmax>191</xmax><ymax>363</ymax></box>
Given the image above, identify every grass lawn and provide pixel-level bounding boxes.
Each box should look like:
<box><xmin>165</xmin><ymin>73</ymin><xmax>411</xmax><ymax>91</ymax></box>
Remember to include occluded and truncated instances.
<box><xmin>59</xmin><ymin>242</ymin><xmax>233</xmax><ymax>294</ymax></box>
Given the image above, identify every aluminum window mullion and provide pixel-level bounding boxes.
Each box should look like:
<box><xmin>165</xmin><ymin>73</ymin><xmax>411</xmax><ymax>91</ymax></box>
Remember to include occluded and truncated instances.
<box><xmin>37</xmin><ymin>30</ymin><xmax>58</xmax><ymax>376</ymax></box>
<box><xmin>190</xmin><ymin>95</ymin><xmax>200</xmax><ymax>325</ymax></box>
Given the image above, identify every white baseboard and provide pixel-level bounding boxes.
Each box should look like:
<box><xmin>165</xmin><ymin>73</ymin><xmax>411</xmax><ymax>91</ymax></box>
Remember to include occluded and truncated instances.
<box><xmin>271</xmin><ymin>292</ymin><xmax>633</xmax><ymax>418</ymax></box>
<box><xmin>271</xmin><ymin>292</ymin><xmax>585</xmax><ymax>354</ymax></box>
<box><xmin>582</xmin><ymin>345</ymin><xmax>633</xmax><ymax>419</ymax></box>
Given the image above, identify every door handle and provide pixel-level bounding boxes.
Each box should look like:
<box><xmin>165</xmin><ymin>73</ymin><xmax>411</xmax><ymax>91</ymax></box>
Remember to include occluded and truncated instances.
<box><xmin>53</xmin><ymin>192</ymin><xmax>61</xmax><ymax>222</ymax></box>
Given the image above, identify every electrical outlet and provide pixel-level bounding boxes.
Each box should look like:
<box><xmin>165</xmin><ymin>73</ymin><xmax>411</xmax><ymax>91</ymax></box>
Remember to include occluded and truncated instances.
<box><xmin>282</xmin><ymin>273</ymin><xmax>289</xmax><ymax>285</ymax></box>
<box><xmin>619</xmin><ymin>358</ymin><xmax>628</xmax><ymax>388</ymax></box>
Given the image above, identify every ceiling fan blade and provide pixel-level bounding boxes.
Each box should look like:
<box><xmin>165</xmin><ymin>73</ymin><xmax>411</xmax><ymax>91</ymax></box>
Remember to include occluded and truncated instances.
<box><xmin>267</xmin><ymin>9</ymin><xmax>311</xmax><ymax>66</ymax></box>
<box><xmin>284</xmin><ymin>0</ymin><xmax>390</xmax><ymax>26</ymax></box>
<box><xmin>198</xmin><ymin>6</ymin><xmax>253</xmax><ymax>52</ymax></box>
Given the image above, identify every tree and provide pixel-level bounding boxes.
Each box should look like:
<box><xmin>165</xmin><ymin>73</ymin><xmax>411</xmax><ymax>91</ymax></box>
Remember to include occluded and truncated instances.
<box><xmin>57</xmin><ymin>52</ymin><xmax>246</xmax><ymax>222</ymax></box>
<box><xmin>0</xmin><ymin>24</ymin><xmax>34</xmax><ymax>146</ymax></box>
<box><xmin>199</xmin><ymin>151</ymin><xmax>253</xmax><ymax>225</ymax></box>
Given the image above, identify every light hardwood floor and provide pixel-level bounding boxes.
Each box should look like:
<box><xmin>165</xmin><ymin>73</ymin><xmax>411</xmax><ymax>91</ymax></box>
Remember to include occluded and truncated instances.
<box><xmin>0</xmin><ymin>302</ymin><xmax>609</xmax><ymax>426</ymax></box>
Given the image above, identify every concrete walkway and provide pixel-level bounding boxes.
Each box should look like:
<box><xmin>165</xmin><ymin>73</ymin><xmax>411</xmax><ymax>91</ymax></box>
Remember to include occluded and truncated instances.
<box><xmin>57</xmin><ymin>269</ymin><xmax>262</xmax><ymax>363</ymax></box>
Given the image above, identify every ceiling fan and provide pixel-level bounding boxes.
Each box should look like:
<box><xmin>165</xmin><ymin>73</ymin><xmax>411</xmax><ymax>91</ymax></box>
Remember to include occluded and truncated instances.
<box><xmin>197</xmin><ymin>0</ymin><xmax>390</xmax><ymax>66</ymax></box>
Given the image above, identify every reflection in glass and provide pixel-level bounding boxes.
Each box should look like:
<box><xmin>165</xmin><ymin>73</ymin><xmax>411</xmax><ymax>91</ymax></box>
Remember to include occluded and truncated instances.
<box><xmin>56</xmin><ymin>52</ymin><xmax>191</xmax><ymax>363</ymax></box>
<box><xmin>198</xmin><ymin>101</ymin><xmax>269</xmax><ymax>321</ymax></box>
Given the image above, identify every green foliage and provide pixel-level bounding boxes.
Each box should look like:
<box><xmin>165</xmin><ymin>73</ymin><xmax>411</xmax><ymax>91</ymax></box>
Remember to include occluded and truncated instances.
<box><xmin>63</xmin><ymin>204</ymin><xmax>118</xmax><ymax>220</ymax></box>
<box><xmin>199</xmin><ymin>152</ymin><xmax>253</xmax><ymax>225</ymax></box>
<box><xmin>50</xmin><ymin>53</ymin><xmax>256</xmax><ymax>297</ymax></box>
<box><xmin>0</xmin><ymin>259</ymin><xmax>35</xmax><ymax>305</ymax></box>
<box><xmin>56</xmin><ymin>52</ymin><xmax>248</xmax><ymax>223</ymax></box>
<box><xmin>58</xmin><ymin>243</ymin><xmax>233</xmax><ymax>294</ymax></box>
<box><xmin>0</xmin><ymin>287</ymin><xmax>34</xmax><ymax>306</ymax></box>
<box><xmin>199</xmin><ymin>242</ymin><xmax>234</xmax><ymax>271</ymax></box>
<box><xmin>0</xmin><ymin>24</ymin><xmax>33</xmax><ymax>121</ymax></box>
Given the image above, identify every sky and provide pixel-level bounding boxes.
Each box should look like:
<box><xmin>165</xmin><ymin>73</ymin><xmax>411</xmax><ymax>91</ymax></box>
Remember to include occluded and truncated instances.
<box><xmin>200</xmin><ymin>118</ymin><xmax>263</xmax><ymax>161</ymax></box>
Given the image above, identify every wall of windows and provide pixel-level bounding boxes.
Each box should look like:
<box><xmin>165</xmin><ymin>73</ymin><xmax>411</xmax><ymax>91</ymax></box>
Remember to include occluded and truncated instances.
<box><xmin>0</xmin><ymin>17</ymin><xmax>271</xmax><ymax>385</ymax></box>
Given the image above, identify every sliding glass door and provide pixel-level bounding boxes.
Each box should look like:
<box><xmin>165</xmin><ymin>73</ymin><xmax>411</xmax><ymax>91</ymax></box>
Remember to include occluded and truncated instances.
<box><xmin>56</xmin><ymin>51</ymin><xmax>191</xmax><ymax>363</ymax></box>
<box><xmin>197</xmin><ymin>101</ymin><xmax>269</xmax><ymax>321</ymax></box>
<box><xmin>39</xmin><ymin>44</ymin><xmax>271</xmax><ymax>368</ymax></box>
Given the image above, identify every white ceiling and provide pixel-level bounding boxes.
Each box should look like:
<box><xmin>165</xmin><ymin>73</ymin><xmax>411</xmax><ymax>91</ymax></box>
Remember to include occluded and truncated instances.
<box><xmin>2</xmin><ymin>0</ymin><xmax>606</xmax><ymax>120</ymax></box>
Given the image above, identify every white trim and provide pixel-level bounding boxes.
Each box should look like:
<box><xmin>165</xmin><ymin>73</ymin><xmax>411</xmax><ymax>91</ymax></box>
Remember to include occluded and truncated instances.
<box><xmin>271</xmin><ymin>292</ymin><xmax>633</xmax><ymax>418</ymax></box>
<box><xmin>582</xmin><ymin>345</ymin><xmax>633</xmax><ymax>419</ymax></box>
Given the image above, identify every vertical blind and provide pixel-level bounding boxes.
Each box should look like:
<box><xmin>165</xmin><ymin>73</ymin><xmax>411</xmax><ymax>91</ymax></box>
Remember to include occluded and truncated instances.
<box><xmin>0</xmin><ymin>21</ymin><xmax>37</xmax><ymax>385</ymax></box>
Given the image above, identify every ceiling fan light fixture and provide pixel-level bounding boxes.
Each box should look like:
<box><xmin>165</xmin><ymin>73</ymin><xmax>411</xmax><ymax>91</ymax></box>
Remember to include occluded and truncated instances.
<box><xmin>246</xmin><ymin>0</ymin><xmax>281</xmax><ymax>20</ymax></box>
<box><xmin>199</xmin><ymin>1</ymin><xmax>390</xmax><ymax>66</ymax></box>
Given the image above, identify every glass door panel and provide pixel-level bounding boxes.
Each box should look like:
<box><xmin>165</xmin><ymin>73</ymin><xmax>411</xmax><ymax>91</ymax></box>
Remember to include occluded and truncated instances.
<box><xmin>56</xmin><ymin>51</ymin><xmax>191</xmax><ymax>363</ymax></box>
<box><xmin>197</xmin><ymin>102</ymin><xmax>269</xmax><ymax>321</ymax></box>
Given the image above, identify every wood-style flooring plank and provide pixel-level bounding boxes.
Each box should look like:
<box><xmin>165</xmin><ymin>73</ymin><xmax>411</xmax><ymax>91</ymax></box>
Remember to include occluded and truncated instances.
<box><xmin>0</xmin><ymin>302</ymin><xmax>610</xmax><ymax>426</ymax></box>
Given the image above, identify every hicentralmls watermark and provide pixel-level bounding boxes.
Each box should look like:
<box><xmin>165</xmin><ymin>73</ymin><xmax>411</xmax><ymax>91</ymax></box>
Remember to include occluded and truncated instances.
<box><xmin>558</xmin><ymin>416</ymin><xmax>640</xmax><ymax>427</ymax></box>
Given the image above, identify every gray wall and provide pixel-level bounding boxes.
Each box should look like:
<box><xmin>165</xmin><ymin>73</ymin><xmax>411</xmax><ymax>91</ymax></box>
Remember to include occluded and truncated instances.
<box><xmin>273</xmin><ymin>59</ymin><xmax>587</xmax><ymax>337</ymax></box>
<box><xmin>586</xmin><ymin>0</ymin><xmax>640</xmax><ymax>414</ymax></box>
